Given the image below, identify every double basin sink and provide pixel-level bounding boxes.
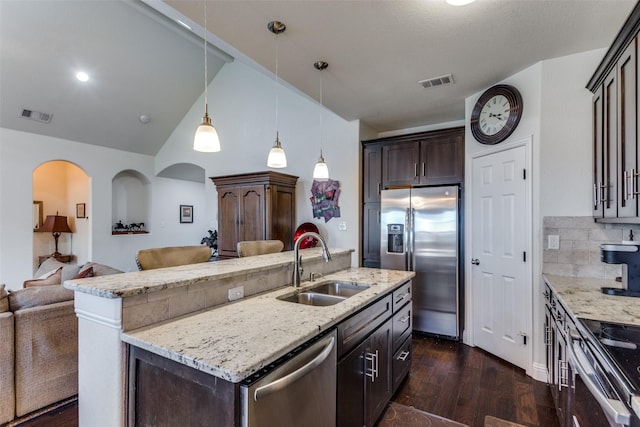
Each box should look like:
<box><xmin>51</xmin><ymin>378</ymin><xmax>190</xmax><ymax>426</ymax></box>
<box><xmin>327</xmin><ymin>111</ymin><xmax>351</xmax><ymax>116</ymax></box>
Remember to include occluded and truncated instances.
<box><xmin>278</xmin><ymin>281</ymin><xmax>370</xmax><ymax>306</ymax></box>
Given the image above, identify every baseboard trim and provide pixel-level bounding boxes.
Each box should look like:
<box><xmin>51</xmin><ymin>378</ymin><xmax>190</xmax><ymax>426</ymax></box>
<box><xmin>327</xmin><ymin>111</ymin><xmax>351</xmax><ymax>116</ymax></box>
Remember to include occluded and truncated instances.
<box><xmin>530</xmin><ymin>361</ymin><xmax>548</xmax><ymax>383</ymax></box>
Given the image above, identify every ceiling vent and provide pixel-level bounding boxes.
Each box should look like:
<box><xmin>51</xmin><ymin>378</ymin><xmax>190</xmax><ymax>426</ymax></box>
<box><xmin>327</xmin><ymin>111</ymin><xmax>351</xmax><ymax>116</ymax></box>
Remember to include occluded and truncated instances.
<box><xmin>419</xmin><ymin>74</ymin><xmax>455</xmax><ymax>89</ymax></box>
<box><xmin>20</xmin><ymin>108</ymin><xmax>53</xmax><ymax>123</ymax></box>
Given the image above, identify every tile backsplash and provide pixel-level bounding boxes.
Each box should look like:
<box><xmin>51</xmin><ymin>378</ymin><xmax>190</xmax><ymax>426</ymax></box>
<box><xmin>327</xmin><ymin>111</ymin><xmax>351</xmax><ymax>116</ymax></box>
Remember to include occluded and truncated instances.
<box><xmin>543</xmin><ymin>216</ymin><xmax>639</xmax><ymax>279</ymax></box>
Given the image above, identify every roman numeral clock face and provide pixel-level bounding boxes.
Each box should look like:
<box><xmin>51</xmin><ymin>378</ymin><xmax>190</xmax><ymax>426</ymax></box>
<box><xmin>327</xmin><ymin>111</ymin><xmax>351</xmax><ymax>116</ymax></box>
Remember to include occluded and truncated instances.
<box><xmin>471</xmin><ymin>84</ymin><xmax>523</xmax><ymax>145</ymax></box>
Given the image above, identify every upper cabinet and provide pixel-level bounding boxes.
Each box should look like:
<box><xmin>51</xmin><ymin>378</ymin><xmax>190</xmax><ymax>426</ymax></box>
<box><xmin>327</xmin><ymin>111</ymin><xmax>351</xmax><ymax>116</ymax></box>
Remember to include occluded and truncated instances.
<box><xmin>381</xmin><ymin>128</ymin><xmax>464</xmax><ymax>188</ymax></box>
<box><xmin>588</xmin><ymin>3</ymin><xmax>640</xmax><ymax>223</ymax></box>
<box><xmin>363</xmin><ymin>144</ymin><xmax>383</xmax><ymax>203</ymax></box>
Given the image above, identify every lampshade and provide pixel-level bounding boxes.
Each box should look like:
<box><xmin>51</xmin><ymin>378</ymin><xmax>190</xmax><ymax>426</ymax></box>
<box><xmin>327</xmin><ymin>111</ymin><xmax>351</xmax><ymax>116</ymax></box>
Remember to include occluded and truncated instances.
<box><xmin>313</xmin><ymin>152</ymin><xmax>329</xmax><ymax>180</ymax></box>
<box><xmin>37</xmin><ymin>214</ymin><xmax>72</xmax><ymax>258</ymax></box>
<box><xmin>194</xmin><ymin>106</ymin><xmax>221</xmax><ymax>152</ymax></box>
<box><xmin>38</xmin><ymin>215</ymin><xmax>72</xmax><ymax>234</ymax></box>
<box><xmin>267</xmin><ymin>133</ymin><xmax>287</xmax><ymax>168</ymax></box>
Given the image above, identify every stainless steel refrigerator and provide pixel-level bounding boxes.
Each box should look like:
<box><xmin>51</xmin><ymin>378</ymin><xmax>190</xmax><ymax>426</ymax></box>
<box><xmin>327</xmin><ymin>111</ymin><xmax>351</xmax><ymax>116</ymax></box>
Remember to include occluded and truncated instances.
<box><xmin>380</xmin><ymin>186</ymin><xmax>460</xmax><ymax>339</ymax></box>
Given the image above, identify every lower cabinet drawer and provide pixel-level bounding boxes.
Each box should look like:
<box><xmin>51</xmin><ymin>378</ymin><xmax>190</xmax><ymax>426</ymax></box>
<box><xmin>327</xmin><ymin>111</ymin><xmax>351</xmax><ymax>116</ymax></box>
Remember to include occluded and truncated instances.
<box><xmin>392</xmin><ymin>336</ymin><xmax>411</xmax><ymax>394</ymax></box>
<box><xmin>392</xmin><ymin>303</ymin><xmax>412</xmax><ymax>352</ymax></box>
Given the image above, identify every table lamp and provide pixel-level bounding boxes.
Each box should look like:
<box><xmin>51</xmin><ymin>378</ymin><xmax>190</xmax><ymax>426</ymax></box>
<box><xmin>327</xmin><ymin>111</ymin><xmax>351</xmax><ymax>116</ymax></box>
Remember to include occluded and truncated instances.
<box><xmin>38</xmin><ymin>214</ymin><xmax>72</xmax><ymax>257</ymax></box>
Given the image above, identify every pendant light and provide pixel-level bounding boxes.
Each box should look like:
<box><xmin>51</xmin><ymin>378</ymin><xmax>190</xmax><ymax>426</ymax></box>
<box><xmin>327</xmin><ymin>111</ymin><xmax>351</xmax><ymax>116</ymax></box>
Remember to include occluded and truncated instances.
<box><xmin>193</xmin><ymin>0</ymin><xmax>221</xmax><ymax>152</ymax></box>
<box><xmin>312</xmin><ymin>61</ymin><xmax>329</xmax><ymax>180</ymax></box>
<box><xmin>266</xmin><ymin>21</ymin><xmax>287</xmax><ymax>168</ymax></box>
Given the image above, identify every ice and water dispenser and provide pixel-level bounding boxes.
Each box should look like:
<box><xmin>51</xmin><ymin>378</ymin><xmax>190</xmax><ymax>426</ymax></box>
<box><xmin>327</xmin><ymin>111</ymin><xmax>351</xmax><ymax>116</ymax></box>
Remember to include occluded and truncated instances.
<box><xmin>387</xmin><ymin>224</ymin><xmax>404</xmax><ymax>253</ymax></box>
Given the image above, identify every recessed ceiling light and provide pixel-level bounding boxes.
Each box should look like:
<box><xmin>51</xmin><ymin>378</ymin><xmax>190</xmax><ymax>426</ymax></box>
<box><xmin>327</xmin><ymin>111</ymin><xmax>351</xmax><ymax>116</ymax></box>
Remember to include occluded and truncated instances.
<box><xmin>76</xmin><ymin>71</ymin><xmax>89</xmax><ymax>82</ymax></box>
<box><xmin>446</xmin><ymin>0</ymin><xmax>476</xmax><ymax>5</ymax></box>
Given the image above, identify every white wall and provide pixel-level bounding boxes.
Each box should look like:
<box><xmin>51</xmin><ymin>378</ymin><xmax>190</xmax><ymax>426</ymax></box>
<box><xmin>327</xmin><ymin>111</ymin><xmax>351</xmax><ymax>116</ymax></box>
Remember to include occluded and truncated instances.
<box><xmin>540</xmin><ymin>49</ymin><xmax>606</xmax><ymax>217</ymax></box>
<box><xmin>0</xmin><ymin>129</ymin><xmax>210</xmax><ymax>289</ymax></box>
<box><xmin>156</xmin><ymin>60</ymin><xmax>362</xmax><ymax>264</ymax></box>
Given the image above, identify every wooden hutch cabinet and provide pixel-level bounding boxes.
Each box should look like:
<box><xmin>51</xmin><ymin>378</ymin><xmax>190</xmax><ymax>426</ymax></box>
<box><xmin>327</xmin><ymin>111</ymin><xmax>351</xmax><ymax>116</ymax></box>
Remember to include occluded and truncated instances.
<box><xmin>210</xmin><ymin>171</ymin><xmax>298</xmax><ymax>258</ymax></box>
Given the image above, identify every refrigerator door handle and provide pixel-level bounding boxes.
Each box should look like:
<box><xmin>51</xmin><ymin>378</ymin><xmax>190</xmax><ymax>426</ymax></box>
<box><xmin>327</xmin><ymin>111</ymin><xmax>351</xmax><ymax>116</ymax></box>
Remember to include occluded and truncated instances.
<box><xmin>410</xmin><ymin>207</ymin><xmax>416</xmax><ymax>271</ymax></box>
<box><xmin>404</xmin><ymin>207</ymin><xmax>411</xmax><ymax>270</ymax></box>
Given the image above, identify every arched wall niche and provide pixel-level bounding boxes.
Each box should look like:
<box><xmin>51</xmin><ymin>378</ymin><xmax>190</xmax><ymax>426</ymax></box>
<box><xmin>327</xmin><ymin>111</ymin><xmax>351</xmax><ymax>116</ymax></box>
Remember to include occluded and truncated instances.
<box><xmin>157</xmin><ymin>162</ymin><xmax>205</xmax><ymax>183</ymax></box>
<box><xmin>32</xmin><ymin>160</ymin><xmax>90</xmax><ymax>269</ymax></box>
<box><xmin>112</xmin><ymin>169</ymin><xmax>151</xmax><ymax>234</ymax></box>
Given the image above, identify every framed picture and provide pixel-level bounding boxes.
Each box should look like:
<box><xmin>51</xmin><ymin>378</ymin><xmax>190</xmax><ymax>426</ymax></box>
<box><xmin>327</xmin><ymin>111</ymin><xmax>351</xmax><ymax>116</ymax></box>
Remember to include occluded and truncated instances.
<box><xmin>76</xmin><ymin>203</ymin><xmax>86</xmax><ymax>219</ymax></box>
<box><xmin>180</xmin><ymin>205</ymin><xmax>193</xmax><ymax>223</ymax></box>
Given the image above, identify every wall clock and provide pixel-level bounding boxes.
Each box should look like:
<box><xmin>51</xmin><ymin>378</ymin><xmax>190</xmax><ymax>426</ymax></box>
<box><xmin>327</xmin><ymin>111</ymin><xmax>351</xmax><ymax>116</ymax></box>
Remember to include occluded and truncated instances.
<box><xmin>470</xmin><ymin>84</ymin><xmax>523</xmax><ymax>145</ymax></box>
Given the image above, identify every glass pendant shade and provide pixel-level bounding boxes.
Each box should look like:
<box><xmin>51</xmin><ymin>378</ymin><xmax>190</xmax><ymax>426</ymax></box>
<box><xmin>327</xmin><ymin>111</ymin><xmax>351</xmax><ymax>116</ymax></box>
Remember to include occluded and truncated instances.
<box><xmin>313</xmin><ymin>152</ymin><xmax>329</xmax><ymax>180</ymax></box>
<box><xmin>194</xmin><ymin>106</ymin><xmax>221</xmax><ymax>152</ymax></box>
<box><xmin>267</xmin><ymin>133</ymin><xmax>287</xmax><ymax>168</ymax></box>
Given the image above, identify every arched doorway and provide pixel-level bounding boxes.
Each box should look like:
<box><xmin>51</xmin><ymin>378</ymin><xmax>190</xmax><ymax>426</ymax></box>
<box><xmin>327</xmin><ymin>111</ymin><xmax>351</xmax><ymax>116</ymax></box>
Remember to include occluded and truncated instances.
<box><xmin>33</xmin><ymin>161</ymin><xmax>90</xmax><ymax>270</ymax></box>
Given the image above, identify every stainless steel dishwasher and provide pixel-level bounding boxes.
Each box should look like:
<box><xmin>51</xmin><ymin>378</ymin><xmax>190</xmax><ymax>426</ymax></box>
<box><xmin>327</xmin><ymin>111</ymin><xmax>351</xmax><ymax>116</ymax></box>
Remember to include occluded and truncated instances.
<box><xmin>240</xmin><ymin>329</ymin><xmax>337</xmax><ymax>427</ymax></box>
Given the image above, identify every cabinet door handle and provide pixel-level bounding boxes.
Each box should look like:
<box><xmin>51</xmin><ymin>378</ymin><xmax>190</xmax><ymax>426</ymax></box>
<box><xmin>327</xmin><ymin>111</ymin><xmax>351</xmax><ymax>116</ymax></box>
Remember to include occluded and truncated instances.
<box><xmin>421</xmin><ymin>162</ymin><xmax>426</xmax><ymax>177</ymax></box>
<box><xmin>364</xmin><ymin>350</ymin><xmax>379</xmax><ymax>382</ymax></box>
<box><xmin>397</xmin><ymin>350</ymin><xmax>410</xmax><ymax>361</ymax></box>
<box><xmin>559</xmin><ymin>359</ymin><xmax>569</xmax><ymax>389</ymax></box>
<box><xmin>395</xmin><ymin>293</ymin><xmax>409</xmax><ymax>304</ymax></box>
<box><xmin>377</xmin><ymin>182</ymin><xmax>381</xmax><ymax>195</ymax></box>
<box><xmin>414</xmin><ymin>163</ymin><xmax>418</xmax><ymax>178</ymax></box>
<box><xmin>593</xmin><ymin>183</ymin><xmax>599</xmax><ymax>208</ymax></box>
<box><xmin>398</xmin><ymin>315</ymin><xmax>411</xmax><ymax>324</ymax></box>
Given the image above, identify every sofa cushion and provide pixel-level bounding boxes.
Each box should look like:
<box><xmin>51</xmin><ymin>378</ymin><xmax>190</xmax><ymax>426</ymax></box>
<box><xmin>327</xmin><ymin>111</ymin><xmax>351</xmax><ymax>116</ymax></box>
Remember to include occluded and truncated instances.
<box><xmin>34</xmin><ymin>258</ymin><xmax>82</xmax><ymax>284</ymax></box>
<box><xmin>14</xmin><ymin>300</ymin><xmax>77</xmax><ymax>417</ymax></box>
<box><xmin>23</xmin><ymin>267</ymin><xmax>62</xmax><ymax>288</ymax></box>
<box><xmin>8</xmin><ymin>285</ymin><xmax>74</xmax><ymax>312</ymax></box>
<box><xmin>78</xmin><ymin>262</ymin><xmax>123</xmax><ymax>277</ymax></box>
<box><xmin>0</xmin><ymin>284</ymin><xmax>8</xmax><ymax>313</ymax></box>
<box><xmin>73</xmin><ymin>266</ymin><xmax>94</xmax><ymax>279</ymax></box>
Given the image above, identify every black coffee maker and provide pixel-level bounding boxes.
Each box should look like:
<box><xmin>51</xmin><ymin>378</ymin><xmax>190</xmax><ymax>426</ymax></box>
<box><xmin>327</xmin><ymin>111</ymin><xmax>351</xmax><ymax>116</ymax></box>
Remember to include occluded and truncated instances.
<box><xmin>600</xmin><ymin>244</ymin><xmax>640</xmax><ymax>297</ymax></box>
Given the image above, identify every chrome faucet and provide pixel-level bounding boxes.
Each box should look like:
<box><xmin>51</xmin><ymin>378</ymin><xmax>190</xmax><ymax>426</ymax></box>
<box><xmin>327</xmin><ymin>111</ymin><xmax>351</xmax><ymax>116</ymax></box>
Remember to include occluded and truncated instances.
<box><xmin>293</xmin><ymin>231</ymin><xmax>332</xmax><ymax>287</ymax></box>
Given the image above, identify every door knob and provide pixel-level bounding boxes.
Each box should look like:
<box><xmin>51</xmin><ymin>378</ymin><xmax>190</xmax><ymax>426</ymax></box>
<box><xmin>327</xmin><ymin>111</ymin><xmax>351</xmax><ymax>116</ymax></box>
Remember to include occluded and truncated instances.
<box><xmin>471</xmin><ymin>258</ymin><xmax>480</xmax><ymax>265</ymax></box>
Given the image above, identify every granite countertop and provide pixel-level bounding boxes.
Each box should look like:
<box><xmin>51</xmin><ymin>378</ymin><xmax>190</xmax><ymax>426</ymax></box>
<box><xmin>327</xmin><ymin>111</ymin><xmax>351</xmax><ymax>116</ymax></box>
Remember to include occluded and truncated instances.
<box><xmin>121</xmin><ymin>267</ymin><xmax>415</xmax><ymax>383</ymax></box>
<box><xmin>542</xmin><ymin>274</ymin><xmax>640</xmax><ymax>326</ymax></box>
<box><xmin>64</xmin><ymin>247</ymin><xmax>352</xmax><ymax>298</ymax></box>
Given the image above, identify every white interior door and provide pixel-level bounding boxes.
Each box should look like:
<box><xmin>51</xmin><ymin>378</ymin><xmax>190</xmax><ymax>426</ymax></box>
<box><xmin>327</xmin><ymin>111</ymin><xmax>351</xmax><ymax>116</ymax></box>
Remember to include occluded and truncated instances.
<box><xmin>471</xmin><ymin>144</ymin><xmax>529</xmax><ymax>369</ymax></box>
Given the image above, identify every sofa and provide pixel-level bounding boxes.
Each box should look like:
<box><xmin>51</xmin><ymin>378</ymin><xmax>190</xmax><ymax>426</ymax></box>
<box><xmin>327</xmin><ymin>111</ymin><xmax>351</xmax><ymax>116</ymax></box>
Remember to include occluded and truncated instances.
<box><xmin>0</xmin><ymin>258</ymin><xmax>122</xmax><ymax>424</ymax></box>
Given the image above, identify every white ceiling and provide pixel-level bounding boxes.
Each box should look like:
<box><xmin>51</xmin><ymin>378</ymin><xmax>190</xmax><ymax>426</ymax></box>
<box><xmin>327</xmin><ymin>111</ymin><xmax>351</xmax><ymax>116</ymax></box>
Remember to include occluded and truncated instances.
<box><xmin>1</xmin><ymin>0</ymin><xmax>636</xmax><ymax>155</ymax></box>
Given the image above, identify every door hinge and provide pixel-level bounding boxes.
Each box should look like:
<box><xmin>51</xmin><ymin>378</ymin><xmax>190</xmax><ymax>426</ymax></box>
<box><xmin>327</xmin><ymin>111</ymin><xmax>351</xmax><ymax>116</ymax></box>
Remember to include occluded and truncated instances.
<box><xmin>523</xmin><ymin>251</ymin><xmax>526</xmax><ymax>262</ymax></box>
<box><xmin>523</xmin><ymin>169</ymin><xmax>526</xmax><ymax>180</ymax></box>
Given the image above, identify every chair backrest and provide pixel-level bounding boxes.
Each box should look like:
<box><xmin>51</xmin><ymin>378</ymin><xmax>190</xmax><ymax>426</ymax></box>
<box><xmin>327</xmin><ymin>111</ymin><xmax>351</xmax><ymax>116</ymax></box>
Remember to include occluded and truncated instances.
<box><xmin>136</xmin><ymin>246</ymin><xmax>212</xmax><ymax>270</ymax></box>
<box><xmin>237</xmin><ymin>240</ymin><xmax>284</xmax><ymax>257</ymax></box>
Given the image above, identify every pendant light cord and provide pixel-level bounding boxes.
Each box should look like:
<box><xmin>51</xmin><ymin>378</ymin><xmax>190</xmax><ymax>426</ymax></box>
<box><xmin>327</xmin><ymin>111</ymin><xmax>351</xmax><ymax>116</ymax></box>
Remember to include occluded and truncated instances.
<box><xmin>275</xmin><ymin>32</ymin><xmax>279</xmax><ymax>137</ymax></box>
<box><xmin>319</xmin><ymin>68</ymin><xmax>323</xmax><ymax>155</ymax></box>
<box><xmin>203</xmin><ymin>0</ymin><xmax>208</xmax><ymax>108</ymax></box>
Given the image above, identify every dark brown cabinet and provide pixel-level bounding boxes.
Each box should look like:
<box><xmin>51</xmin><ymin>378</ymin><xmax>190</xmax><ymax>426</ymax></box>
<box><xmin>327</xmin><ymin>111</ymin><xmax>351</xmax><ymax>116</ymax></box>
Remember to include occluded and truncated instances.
<box><xmin>363</xmin><ymin>144</ymin><xmax>382</xmax><ymax>203</ymax></box>
<box><xmin>381</xmin><ymin>128</ymin><xmax>464</xmax><ymax>188</ymax></box>
<box><xmin>337</xmin><ymin>318</ymin><xmax>392</xmax><ymax>427</ymax></box>
<box><xmin>361</xmin><ymin>127</ymin><xmax>464</xmax><ymax>266</ymax></box>
<box><xmin>588</xmin><ymin>4</ymin><xmax>640</xmax><ymax>222</ymax></box>
<box><xmin>210</xmin><ymin>171</ymin><xmax>298</xmax><ymax>258</ymax></box>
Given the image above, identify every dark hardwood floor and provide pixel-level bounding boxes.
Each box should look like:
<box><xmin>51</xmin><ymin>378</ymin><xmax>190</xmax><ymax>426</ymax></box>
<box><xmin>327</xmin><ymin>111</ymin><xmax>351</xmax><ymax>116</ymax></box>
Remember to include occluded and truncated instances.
<box><xmin>392</xmin><ymin>334</ymin><xmax>559</xmax><ymax>427</ymax></box>
<box><xmin>12</xmin><ymin>334</ymin><xmax>558</xmax><ymax>427</ymax></box>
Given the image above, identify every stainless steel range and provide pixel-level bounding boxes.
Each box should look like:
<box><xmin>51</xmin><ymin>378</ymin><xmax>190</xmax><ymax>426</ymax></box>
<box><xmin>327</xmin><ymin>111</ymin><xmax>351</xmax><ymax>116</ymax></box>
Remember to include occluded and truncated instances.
<box><xmin>571</xmin><ymin>318</ymin><xmax>640</xmax><ymax>427</ymax></box>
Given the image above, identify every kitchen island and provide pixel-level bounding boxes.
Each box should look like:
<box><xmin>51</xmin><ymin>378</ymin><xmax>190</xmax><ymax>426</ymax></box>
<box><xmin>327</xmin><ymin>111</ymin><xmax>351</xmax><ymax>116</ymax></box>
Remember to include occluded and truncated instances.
<box><xmin>64</xmin><ymin>248</ymin><xmax>414</xmax><ymax>427</ymax></box>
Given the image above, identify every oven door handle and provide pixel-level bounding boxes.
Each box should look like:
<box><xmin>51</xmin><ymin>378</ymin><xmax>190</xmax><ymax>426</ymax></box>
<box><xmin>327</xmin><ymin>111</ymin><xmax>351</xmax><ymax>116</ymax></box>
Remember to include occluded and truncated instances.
<box><xmin>568</xmin><ymin>338</ymin><xmax>632</xmax><ymax>425</ymax></box>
